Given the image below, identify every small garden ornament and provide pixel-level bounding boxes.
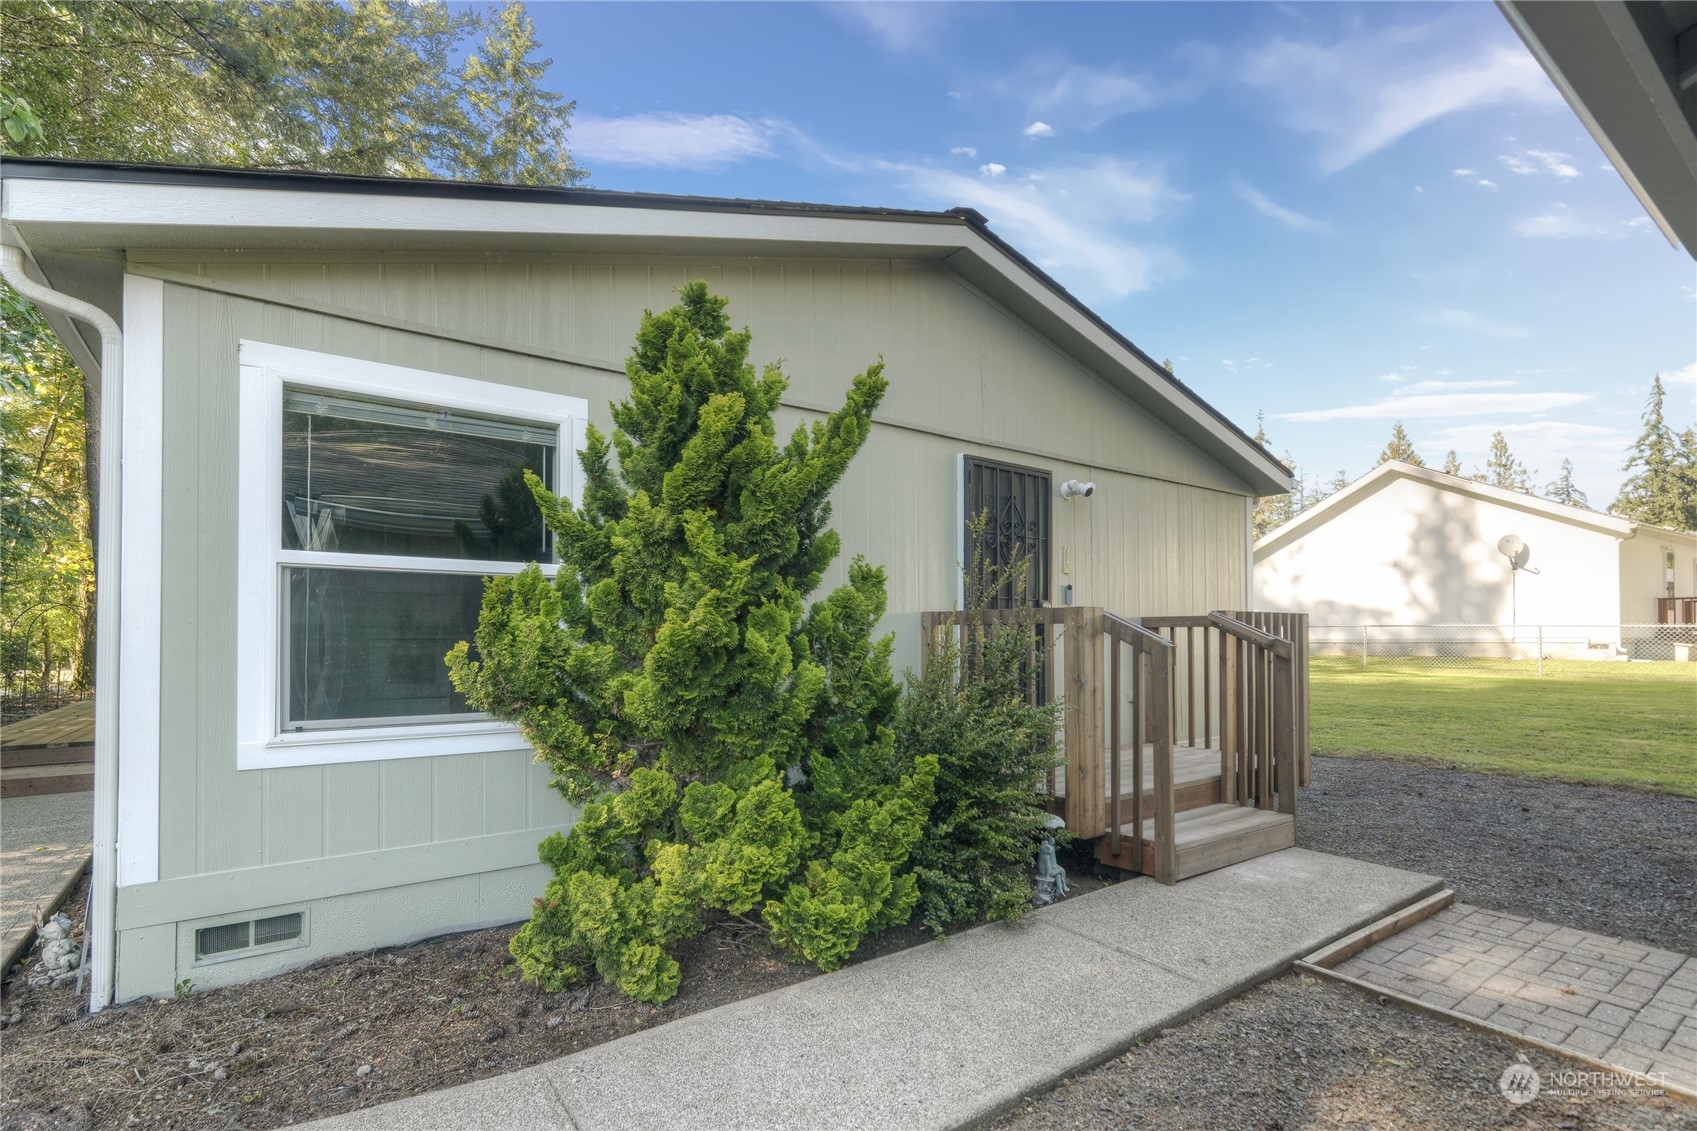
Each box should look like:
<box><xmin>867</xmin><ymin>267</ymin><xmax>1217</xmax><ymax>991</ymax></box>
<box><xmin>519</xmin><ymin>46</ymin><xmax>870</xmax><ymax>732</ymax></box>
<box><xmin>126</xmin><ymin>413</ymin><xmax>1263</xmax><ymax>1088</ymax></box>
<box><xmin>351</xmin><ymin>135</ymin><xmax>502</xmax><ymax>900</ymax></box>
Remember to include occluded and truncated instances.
<box><xmin>1032</xmin><ymin>815</ymin><xmax>1069</xmax><ymax>906</ymax></box>
<box><xmin>29</xmin><ymin>912</ymin><xmax>81</xmax><ymax>988</ymax></box>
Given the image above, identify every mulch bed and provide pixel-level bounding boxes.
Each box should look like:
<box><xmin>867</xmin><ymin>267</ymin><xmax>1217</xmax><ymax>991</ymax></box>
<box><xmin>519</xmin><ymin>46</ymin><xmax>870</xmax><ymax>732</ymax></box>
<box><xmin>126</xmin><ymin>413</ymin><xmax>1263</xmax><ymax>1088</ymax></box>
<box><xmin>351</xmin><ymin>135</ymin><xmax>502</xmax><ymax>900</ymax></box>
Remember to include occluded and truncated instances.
<box><xmin>7</xmin><ymin>757</ymin><xmax>1693</xmax><ymax>1129</ymax></box>
<box><xmin>0</xmin><ymin>856</ymin><xmax>1112</xmax><ymax>1129</ymax></box>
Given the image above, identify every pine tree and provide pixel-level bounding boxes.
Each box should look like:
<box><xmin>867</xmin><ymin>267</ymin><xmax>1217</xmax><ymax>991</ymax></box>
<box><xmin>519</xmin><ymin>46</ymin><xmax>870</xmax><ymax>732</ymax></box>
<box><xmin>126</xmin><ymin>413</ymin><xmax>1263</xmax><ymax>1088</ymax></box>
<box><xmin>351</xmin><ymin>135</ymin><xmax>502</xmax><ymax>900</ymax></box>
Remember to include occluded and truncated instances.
<box><xmin>449</xmin><ymin>283</ymin><xmax>936</xmax><ymax>998</ymax></box>
<box><xmin>1613</xmin><ymin>376</ymin><xmax>1687</xmax><ymax>528</ymax></box>
<box><xmin>1377</xmin><ymin>421</ymin><xmax>1423</xmax><ymax>466</ymax></box>
<box><xmin>1250</xmin><ymin>411</ymin><xmax>1298</xmax><ymax>538</ymax></box>
<box><xmin>1677</xmin><ymin>427</ymin><xmax>1697</xmax><ymax>531</ymax></box>
<box><xmin>458</xmin><ymin>2</ymin><xmax>585</xmax><ymax>185</ymax></box>
<box><xmin>1484</xmin><ymin>431</ymin><xmax>1532</xmax><ymax>492</ymax></box>
<box><xmin>1442</xmin><ymin>450</ymin><xmax>1462</xmax><ymax>476</ymax></box>
<box><xmin>1544</xmin><ymin>458</ymin><xmax>1590</xmax><ymax>509</ymax></box>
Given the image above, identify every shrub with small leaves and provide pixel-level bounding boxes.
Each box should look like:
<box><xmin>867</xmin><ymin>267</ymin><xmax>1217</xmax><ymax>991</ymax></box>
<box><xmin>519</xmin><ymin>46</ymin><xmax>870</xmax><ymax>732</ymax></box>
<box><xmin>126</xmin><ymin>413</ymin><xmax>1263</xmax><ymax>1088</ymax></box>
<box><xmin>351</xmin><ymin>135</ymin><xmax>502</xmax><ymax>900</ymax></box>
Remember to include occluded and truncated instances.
<box><xmin>451</xmin><ymin>282</ymin><xmax>931</xmax><ymax>1001</ymax></box>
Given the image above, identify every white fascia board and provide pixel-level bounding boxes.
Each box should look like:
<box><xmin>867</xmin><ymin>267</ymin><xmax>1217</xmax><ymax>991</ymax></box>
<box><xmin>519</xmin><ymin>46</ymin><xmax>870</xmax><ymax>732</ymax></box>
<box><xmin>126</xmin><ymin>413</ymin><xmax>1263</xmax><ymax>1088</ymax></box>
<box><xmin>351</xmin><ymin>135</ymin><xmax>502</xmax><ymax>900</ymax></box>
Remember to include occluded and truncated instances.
<box><xmin>6</xmin><ymin>173</ymin><xmax>1288</xmax><ymax>495</ymax></box>
<box><xmin>1254</xmin><ymin>460</ymin><xmax>1635</xmax><ymax>559</ymax></box>
<box><xmin>1</xmin><ymin>178</ymin><xmax>967</xmax><ymax>252</ymax></box>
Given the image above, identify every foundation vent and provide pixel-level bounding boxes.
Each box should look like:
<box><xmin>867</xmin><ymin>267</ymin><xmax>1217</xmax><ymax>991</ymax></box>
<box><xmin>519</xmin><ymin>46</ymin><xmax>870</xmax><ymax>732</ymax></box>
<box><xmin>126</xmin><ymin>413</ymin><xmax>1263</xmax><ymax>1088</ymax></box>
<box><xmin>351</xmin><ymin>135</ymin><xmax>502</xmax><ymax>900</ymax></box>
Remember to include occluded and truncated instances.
<box><xmin>194</xmin><ymin>911</ymin><xmax>306</xmax><ymax>962</ymax></box>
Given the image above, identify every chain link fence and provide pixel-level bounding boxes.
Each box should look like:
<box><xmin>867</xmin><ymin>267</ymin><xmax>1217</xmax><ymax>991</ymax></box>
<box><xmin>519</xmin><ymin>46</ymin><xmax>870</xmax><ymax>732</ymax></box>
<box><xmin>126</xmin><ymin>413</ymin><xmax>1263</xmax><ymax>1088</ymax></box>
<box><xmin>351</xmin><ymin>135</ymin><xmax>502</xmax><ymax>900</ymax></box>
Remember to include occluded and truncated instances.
<box><xmin>1308</xmin><ymin>623</ymin><xmax>1697</xmax><ymax>676</ymax></box>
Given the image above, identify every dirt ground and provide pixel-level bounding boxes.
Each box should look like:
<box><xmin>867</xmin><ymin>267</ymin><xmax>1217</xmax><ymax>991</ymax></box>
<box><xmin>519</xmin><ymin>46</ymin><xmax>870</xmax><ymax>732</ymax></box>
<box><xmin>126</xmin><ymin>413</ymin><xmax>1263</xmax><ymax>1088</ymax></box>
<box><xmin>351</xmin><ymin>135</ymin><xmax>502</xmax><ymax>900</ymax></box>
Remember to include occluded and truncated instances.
<box><xmin>0</xmin><ymin>860</ymin><xmax>1114</xmax><ymax>1130</ymax></box>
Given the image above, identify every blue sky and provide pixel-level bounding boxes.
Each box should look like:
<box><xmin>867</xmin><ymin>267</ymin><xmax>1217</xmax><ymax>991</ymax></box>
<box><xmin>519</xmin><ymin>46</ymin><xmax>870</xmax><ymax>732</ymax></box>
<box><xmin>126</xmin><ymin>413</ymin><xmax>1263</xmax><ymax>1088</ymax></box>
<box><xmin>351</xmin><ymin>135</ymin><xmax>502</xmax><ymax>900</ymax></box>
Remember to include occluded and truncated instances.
<box><xmin>522</xmin><ymin>0</ymin><xmax>1695</xmax><ymax>504</ymax></box>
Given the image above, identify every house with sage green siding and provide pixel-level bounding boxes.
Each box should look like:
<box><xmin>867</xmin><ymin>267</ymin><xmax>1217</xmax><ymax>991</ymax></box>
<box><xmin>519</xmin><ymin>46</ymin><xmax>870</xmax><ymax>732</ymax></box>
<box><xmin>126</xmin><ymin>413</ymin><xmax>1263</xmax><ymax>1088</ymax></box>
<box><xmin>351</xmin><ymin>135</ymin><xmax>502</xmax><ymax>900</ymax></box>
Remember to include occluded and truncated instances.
<box><xmin>0</xmin><ymin>158</ymin><xmax>1295</xmax><ymax>1010</ymax></box>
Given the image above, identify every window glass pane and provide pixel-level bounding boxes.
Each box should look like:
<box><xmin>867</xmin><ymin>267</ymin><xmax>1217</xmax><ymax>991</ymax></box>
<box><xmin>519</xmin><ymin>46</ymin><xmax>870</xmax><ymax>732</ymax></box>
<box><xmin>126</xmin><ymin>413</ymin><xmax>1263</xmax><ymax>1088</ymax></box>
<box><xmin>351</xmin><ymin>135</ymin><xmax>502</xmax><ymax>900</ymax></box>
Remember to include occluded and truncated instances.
<box><xmin>283</xmin><ymin>389</ymin><xmax>554</xmax><ymax>562</ymax></box>
<box><xmin>284</xmin><ymin>568</ymin><xmax>486</xmax><ymax>727</ymax></box>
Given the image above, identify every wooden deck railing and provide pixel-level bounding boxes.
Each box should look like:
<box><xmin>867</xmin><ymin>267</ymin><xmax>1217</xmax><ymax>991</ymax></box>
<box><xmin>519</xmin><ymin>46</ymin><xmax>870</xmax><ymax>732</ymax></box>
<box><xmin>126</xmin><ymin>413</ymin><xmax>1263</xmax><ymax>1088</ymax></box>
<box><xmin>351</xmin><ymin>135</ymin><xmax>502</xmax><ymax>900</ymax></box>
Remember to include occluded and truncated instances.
<box><xmin>1658</xmin><ymin>597</ymin><xmax>1697</xmax><ymax>625</ymax></box>
<box><xmin>919</xmin><ymin>606</ymin><xmax>1308</xmax><ymax>881</ymax></box>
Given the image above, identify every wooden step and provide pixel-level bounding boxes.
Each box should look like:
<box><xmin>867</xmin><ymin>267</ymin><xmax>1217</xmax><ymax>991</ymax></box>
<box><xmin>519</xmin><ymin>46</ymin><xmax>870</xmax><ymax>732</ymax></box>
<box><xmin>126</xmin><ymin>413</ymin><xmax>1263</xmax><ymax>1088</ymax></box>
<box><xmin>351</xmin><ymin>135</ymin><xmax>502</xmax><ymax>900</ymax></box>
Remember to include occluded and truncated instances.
<box><xmin>1094</xmin><ymin>803</ymin><xmax>1295</xmax><ymax>881</ymax></box>
<box><xmin>0</xmin><ymin>762</ymin><xmax>94</xmax><ymax>798</ymax></box>
<box><xmin>1049</xmin><ymin>745</ymin><xmax>1225</xmax><ymax>823</ymax></box>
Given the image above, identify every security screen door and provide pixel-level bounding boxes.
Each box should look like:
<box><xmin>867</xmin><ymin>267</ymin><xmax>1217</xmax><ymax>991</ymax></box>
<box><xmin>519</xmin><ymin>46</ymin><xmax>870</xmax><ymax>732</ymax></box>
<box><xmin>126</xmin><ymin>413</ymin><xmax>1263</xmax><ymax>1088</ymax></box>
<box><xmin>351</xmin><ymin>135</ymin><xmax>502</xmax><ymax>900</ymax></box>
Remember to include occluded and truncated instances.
<box><xmin>962</xmin><ymin>455</ymin><xmax>1052</xmax><ymax>609</ymax></box>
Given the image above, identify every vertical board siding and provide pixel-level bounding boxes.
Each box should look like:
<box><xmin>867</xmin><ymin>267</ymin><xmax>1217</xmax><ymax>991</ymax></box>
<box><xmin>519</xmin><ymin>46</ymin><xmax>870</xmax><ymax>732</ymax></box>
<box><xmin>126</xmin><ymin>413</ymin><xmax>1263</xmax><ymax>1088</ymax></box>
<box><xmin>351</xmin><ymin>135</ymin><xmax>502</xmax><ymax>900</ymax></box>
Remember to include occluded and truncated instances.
<box><xmin>323</xmin><ymin>762</ymin><xmax>383</xmax><ymax>857</ymax></box>
<box><xmin>153</xmin><ymin>257</ymin><xmax>1251</xmax><ymax>884</ymax></box>
<box><xmin>182</xmin><ymin>256</ymin><xmax>1248</xmax><ymax>493</ymax></box>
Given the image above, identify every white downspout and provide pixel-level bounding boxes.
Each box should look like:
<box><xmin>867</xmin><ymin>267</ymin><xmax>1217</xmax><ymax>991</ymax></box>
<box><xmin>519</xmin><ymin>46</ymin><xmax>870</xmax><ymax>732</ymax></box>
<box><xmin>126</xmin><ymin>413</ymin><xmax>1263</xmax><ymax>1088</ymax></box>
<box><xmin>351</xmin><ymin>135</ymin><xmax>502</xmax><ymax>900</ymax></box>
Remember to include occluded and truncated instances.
<box><xmin>1</xmin><ymin>245</ymin><xmax>122</xmax><ymax>1013</ymax></box>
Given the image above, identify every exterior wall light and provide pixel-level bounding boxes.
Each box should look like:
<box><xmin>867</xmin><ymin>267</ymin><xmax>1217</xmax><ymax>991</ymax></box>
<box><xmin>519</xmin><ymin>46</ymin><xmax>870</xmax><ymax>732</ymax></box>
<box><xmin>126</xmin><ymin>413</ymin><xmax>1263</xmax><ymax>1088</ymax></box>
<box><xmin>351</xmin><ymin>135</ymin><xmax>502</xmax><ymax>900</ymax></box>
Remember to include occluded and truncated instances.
<box><xmin>1060</xmin><ymin>479</ymin><xmax>1095</xmax><ymax>500</ymax></box>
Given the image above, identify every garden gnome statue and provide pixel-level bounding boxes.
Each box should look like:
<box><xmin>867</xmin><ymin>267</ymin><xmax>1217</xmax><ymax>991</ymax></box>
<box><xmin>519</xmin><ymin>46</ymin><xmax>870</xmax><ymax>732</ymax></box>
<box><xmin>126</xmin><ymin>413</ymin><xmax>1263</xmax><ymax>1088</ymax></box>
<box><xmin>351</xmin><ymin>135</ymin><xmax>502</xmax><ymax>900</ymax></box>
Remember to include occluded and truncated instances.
<box><xmin>30</xmin><ymin>913</ymin><xmax>81</xmax><ymax>989</ymax></box>
<box><xmin>1033</xmin><ymin>814</ymin><xmax>1069</xmax><ymax>906</ymax></box>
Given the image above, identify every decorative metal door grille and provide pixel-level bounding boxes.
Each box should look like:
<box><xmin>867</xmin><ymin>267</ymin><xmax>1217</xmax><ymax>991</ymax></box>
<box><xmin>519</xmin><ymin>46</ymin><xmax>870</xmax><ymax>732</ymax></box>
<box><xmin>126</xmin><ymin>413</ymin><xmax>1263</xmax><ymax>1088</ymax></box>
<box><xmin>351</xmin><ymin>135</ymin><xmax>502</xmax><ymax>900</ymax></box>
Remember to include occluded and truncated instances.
<box><xmin>963</xmin><ymin>456</ymin><xmax>1051</xmax><ymax>609</ymax></box>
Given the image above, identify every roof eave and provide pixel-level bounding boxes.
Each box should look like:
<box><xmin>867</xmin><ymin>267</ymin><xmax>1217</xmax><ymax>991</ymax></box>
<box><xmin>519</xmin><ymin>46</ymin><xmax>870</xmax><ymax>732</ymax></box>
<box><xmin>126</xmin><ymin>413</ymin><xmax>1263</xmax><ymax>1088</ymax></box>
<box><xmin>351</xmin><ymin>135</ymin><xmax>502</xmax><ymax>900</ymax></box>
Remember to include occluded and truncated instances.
<box><xmin>1</xmin><ymin>157</ymin><xmax>1293</xmax><ymax>494</ymax></box>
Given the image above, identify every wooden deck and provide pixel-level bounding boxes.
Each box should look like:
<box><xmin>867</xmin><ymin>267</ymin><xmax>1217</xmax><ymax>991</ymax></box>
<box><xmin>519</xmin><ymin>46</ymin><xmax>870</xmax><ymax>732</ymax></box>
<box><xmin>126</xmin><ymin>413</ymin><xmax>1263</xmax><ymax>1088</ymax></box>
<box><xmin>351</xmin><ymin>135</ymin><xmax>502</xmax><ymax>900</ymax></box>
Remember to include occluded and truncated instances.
<box><xmin>2</xmin><ymin>699</ymin><xmax>95</xmax><ymax>748</ymax></box>
<box><xmin>1097</xmin><ymin>803</ymin><xmax>1296</xmax><ymax>880</ymax></box>
<box><xmin>922</xmin><ymin>607</ymin><xmax>1307</xmax><ymax>886</ymax></box>
<box><xmin>1050</xmin><ymin>746</ymin><xmax>1224</xmax><ymax>823</ymax></box>
<box><xmin>2</xmin><ymin>700</ymin><xmax>95</xmax><ymax>797</ymax></box>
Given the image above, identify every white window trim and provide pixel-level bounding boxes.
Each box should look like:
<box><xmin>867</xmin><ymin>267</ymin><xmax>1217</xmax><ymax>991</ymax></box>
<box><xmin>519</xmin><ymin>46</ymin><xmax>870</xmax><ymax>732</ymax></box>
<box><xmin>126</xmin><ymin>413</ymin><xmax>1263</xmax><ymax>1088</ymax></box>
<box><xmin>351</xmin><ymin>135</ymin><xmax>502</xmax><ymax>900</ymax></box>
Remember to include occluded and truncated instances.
<box><xmin>236</xmin><ymin>340</ymin><xmax>587</xmax><ymax>770</ymax></box>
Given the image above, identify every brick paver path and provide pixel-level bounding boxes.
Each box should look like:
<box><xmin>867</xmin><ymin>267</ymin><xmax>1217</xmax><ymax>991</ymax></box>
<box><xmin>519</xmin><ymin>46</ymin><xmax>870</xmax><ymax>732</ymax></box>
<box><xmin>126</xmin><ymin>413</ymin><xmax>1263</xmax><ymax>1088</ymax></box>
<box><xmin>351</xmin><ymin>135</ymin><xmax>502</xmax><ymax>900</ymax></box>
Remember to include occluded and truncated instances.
<box><xmin>1335</xmin><ymin>903</ymin><xmax>1697</xmax><ymax>1092</ymax></box>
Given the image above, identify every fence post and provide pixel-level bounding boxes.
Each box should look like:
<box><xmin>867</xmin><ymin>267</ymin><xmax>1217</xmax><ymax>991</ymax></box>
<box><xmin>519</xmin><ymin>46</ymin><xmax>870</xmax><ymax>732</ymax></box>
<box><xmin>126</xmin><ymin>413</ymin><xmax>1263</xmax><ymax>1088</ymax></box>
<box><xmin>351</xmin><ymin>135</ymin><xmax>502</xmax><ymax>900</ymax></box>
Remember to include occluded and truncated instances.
<box><xmin>1537</xmin><ymin>625</ymin><xmax>1544</xmax><ymax>677</ymax></box>
<box><xmin>1361</xmin><ymin>625</ymin><xmax>1369</xmax><ymax>671</ymax></box>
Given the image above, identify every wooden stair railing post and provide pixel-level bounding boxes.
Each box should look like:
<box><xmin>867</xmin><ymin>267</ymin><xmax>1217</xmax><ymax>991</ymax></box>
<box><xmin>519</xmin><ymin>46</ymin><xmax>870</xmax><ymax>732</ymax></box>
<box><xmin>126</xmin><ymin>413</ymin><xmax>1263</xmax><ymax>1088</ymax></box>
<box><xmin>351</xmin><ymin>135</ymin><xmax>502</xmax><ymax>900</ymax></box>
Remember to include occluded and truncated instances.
<box><xmin>1131</xmin><ymin>643</ymin><xmax>1143</xmax><ymax>859</ymax></box>
<box><xmin>1109</xmin><ymin>626</ymin><xmax>1122</xmax><ymax>858</ymax></box>
<box><xmin>1274</xmin><ymin>652</ymin><xmax>1297</xmax><ymax>816</ymax></box>
<box><xmin>1295</xmin><ymin>612</ymin><xmax>1311</xmax><ymax>787</ymax></box>
<box><xmin>1220</xmin><ymin>630</ymin><xmax>1237</xmax><ymax>805</ymax></box>
<box><xmin>1151</xmin><ymin>645</ymin><xmax>1177</xmax><ymax>884</ymax></box>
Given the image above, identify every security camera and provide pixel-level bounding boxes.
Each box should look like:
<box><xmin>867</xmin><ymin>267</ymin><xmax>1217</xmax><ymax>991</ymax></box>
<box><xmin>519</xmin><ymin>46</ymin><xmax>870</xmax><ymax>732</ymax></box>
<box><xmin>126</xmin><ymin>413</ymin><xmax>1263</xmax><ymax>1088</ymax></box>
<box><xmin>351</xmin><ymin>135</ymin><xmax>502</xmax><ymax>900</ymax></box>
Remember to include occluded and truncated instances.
<box><xmin>1060</xmin><ymin>479</ymin><xmax>1095</xmax><ymax>500</ymax></box>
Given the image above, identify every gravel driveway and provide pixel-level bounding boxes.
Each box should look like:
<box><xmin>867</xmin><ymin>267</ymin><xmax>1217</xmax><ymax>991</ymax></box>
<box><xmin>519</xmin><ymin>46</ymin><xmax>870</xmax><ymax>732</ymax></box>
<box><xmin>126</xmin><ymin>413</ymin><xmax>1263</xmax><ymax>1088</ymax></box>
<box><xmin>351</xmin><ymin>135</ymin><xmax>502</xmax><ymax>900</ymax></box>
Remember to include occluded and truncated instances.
<box><xmin>990</xmin><ymin>974</ymin><xmax>1695</xmax><ymax>1131</ymax></box>
<box><xmin>1298</xmin><ymin>755</ymin><xmax>1697</xmax><ymax>956</ymax></box>
<box><xmin>994</xmin><ymin>757</ymin><xmax>1697</xmax><ymax>1130</ymax></box>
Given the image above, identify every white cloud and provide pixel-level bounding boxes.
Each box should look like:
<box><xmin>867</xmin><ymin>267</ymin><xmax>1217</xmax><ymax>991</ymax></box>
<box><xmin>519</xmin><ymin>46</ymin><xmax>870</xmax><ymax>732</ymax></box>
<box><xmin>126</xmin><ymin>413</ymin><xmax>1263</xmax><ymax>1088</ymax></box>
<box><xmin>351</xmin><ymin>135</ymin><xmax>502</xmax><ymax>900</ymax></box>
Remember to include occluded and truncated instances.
<box><xmin>1453</xmin><ymin>167</ymin><xmax>1498</xmax><ymax>190</ymax></box>
<box><xmin>1027</xmin><ymin>62</ymin><xmax>1164</xmax><ymax>130</ymax></box>
<box><xmin>1281</xmin><ymin>390</ymin><xmax>1593</xmax><ymax>422</ymax></box>
<box><xmin>571</xmin><ymin>113</ymin><xmax>782</xmax><ymax>170</ymax></box>
<box><xmin>1379</xmin><ymin>373</ymin><xmax>1404</xmax><ymax>383</ymax></box>
<box><xmin>979</xmin><ymin>162</ymin><xmax>1008</xmax><ymax>178</ymax></box>
<box><xmin>828</xmin><ymin>2</ymin><xmax>949</xmax><ymax>52</ymax></box>
<box><xmin>1513</xmin><ymin>205</ymin><xmax>1603</xmax><ymax>238</ymax></box>
<box><xmin>897</xmin><ymin>156</ymin><xmax>1185</xmax><ymax>298</ymax></box>
<box><xmin>950</xmin><ymin>146</ymin><xmax>978</xmax><ymax>158</ymax></box>
<box><xmin>1023</xmin><ymin>121</ymin><xmax>1055</xmax><ymax>138</ymax></box>
<box><xmin>1243</xmin><ymin>28</ymin><xmax>1560</xmax><ymax>174</ymax></box>
<box><xmin>1500</xmin><ymin>148</ymin><xmax>1580</xmax><ymax>178</ymax></box>
<box><xmin>1417</xmin><ymin>308</ymin><xmax>1530</xmax><ymax>338</ymax></box>
<box><xmin>1665</xmin><ymin>362</ymin><xmax>1697</xmax><ymax>389</ymax></box>
<box><xmin>1235</xmin><ymin>182</ymin><xmax>1331</xmax><ymax>232</ymax></box>
<box><xmin>1400</xmin><ymin>378</ymin><xmax>1517</xmax><ymax>393</ymax></box>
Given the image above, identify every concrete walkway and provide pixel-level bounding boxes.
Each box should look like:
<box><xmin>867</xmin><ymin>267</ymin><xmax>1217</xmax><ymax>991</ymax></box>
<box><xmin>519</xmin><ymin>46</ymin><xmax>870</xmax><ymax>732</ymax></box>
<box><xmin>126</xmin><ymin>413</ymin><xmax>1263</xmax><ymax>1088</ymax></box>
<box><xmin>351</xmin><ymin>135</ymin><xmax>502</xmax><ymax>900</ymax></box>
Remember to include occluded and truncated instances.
<box><xmin>305</xmin><ymin>848</ymin><xmax>1442</xmax><ymax>1131</ymax></box>
<box><xmin>1329</xmin><ymin>902</ymin><xmax>1697</xmax><ymax>1095</ymax></box>
<box><xmin>1</xmin><ymin>790</ymin><xmax>93</xmax><ymax>972</ymax></box>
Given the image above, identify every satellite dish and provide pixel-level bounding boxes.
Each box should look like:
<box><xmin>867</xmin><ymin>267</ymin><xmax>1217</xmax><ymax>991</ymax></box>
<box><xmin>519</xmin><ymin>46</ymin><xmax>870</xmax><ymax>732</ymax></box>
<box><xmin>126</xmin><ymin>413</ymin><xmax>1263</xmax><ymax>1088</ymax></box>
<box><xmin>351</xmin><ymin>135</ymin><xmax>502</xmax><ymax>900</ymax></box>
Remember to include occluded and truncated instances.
<box><xmin>1497</xmin><ymin>534</ymin><xmax>1533</xmax><ymax>571</ymax></box>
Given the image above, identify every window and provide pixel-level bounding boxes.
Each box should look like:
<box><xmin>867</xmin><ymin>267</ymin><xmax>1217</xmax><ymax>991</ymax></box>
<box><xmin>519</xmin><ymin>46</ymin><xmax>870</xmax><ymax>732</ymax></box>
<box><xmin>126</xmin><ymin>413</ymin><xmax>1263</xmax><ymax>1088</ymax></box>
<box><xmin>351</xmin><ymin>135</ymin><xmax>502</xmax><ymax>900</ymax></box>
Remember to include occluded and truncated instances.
<box><xmin>237</xmin><ymin>342</ymin><xmax>586</xmax><ymax>769</ymax></box>
<box><xmin>1667</xmin><ymin>549</ymin><xmax>1677</xmax><ymax>598</ymax></box>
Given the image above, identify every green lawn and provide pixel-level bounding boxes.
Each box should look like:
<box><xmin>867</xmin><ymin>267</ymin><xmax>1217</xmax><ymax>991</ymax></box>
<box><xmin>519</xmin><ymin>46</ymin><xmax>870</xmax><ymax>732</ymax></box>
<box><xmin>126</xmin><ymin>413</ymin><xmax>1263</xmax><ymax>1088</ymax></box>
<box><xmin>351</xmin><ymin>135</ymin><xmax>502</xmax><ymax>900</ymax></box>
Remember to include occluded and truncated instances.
<box><xmin>1308</xmin><ymin>657</ymin><xmax>1697</xmax><ymax>796</ymax></box>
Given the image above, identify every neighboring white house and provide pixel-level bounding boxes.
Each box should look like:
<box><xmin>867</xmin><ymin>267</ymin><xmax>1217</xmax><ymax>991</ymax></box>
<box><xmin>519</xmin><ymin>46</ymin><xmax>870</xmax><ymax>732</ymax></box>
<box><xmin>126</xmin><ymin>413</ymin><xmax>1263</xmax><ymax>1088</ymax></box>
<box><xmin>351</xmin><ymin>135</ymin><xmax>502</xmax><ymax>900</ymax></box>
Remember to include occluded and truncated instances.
<box><xmin>1254</xmin><ymin>461</ymin><xmax>1697</xmax><ymax>629</ymax></box>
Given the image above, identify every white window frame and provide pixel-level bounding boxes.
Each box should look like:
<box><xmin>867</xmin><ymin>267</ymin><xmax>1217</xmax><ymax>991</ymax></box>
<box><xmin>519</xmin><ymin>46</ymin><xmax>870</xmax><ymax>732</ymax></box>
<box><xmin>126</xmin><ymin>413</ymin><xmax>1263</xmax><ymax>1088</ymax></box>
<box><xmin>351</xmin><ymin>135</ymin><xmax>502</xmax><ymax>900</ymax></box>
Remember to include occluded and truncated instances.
<box><xmin>236</xmin><ymin>341</ymin><xmax>587</xmax><ymax>769</ymax></box>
